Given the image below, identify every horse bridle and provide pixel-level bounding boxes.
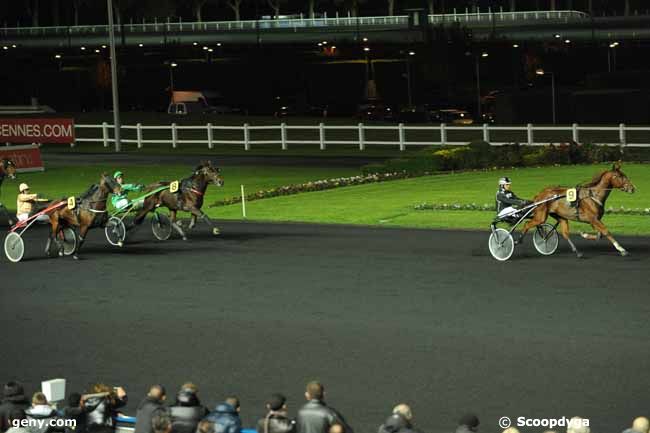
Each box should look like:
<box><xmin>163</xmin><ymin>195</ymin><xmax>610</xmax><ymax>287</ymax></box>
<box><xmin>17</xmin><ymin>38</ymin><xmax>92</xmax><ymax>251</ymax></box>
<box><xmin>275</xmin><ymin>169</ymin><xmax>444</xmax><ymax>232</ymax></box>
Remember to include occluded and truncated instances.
<box><xmin>580</xmin><ymin>172</ymin><xmax>634</xmax><ymax>208</ymax></box>
<box><xmin>77</xmin><ymin>176</ymin><xmax>121</xmax><ymax>213</ymax></box>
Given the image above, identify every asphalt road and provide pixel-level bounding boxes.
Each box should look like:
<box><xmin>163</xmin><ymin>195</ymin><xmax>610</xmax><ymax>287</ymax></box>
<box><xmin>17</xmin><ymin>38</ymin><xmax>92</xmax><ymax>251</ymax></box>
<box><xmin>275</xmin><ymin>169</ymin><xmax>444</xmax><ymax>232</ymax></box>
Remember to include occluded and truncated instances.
<box><xmin>1</xmin><ymin>222</ymin><xmax>649</xmax><ymax>433</ymax></box>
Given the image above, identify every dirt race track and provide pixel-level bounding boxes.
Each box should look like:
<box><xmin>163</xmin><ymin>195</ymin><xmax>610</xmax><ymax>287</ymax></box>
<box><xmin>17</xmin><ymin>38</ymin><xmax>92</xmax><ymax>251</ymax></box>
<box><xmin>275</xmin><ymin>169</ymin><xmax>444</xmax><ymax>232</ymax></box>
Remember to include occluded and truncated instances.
<box><xmin>1</xmin><ymin>221</ymin><xmax>649</xmax><ymax>433</ymax></box>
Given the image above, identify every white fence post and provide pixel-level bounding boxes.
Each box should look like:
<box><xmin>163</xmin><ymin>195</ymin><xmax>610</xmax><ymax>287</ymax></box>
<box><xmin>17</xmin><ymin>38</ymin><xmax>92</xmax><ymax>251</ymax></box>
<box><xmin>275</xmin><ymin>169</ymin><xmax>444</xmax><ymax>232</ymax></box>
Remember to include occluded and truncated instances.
<box><xmin>171</xmin><ymin>123</ymin><xmax>178</xmax><ymax>148</ymax></box>
<box><xmin>398</xmin><ymin>123</ymin><xmax>406</xmax><ymax>151</ymax></box>
<box><xmin>440</xmin><ymin>123</ymin><xmax>447</xmax><ymax>145</ymax></box>
<box><xmin>358</xmin><ymin>123</ymin><xmax>365</xmax><ymax>150</ymax></box>
<box><xmin>207</xmin><ymin>123</ymin><xmax>214</xmax><ymax>149</ymax></box>
<box><xmin>482</xmin><ymin>123</ymin><xmax>490</xmax><ymax>142</ymax></box>
<box><xmin>102</xmin><ymin>122</ymin><xmax>109</xmax><ymax>147</ymax></box>
<box><xmin>527</xmin><ymin>123</ymin><xmax>534</xmax><ymax>145</ymax></box>
<box><xmin>136</xmin><ymin>123</ymin><xmax>143</xmax><ymax>148</ymax></box>
<box><xmin>619</xmin><ymin>123</ymin><xmax>626</xmax><ymax>146</ymax></box>
<box><xmin>572</xmin><ymin>123</ymin><xmax>579</xmax><ymax>143</ymax></box>
<box><xmin>319</xmin><ymin>123</ymin><xmax>326</xmax><ymax>150</ymax></box>
<box><xmin>281</xmin><ymin>122</ymin><xmax>288</xmax><ymax>150</ymax></box>
<box><xmin>243</xmin><ymin>123</ymin><xmax>250</xmax><ymax>151</ymax></box>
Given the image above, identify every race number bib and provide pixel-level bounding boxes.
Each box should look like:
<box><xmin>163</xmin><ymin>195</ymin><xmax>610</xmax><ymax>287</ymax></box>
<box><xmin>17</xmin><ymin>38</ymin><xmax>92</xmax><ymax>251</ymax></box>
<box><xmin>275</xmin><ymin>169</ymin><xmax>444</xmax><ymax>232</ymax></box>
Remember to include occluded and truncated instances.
<box><xmin>170</xmin><ymin>181</ymin><xmax>180</xmax><ymax>193</ymax></box>
<box><xmin>67</xmin><ymin>197</ymin><xmax>76</xmax><ymax>210</ymax></box>
<box><xmin>566</xmin><ymin>188</ymin><xmax>577</xmax><ymax>203</ymax></box>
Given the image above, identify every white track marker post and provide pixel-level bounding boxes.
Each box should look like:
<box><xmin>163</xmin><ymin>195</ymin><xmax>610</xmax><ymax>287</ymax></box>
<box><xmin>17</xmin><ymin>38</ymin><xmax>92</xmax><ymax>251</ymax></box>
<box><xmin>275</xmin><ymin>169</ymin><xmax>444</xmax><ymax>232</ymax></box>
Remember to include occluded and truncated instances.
<box><xmin>241</xmin><ymin>184</ymin><xmax>247</xmax><ymax>219</ymax></box>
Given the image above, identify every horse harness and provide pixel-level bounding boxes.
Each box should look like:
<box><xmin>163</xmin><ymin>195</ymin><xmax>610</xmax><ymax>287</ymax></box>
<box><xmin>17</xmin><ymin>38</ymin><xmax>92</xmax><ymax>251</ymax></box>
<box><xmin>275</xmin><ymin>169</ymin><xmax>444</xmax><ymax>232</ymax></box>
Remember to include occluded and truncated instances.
<box><xmin>570</xmin><ymin>185</ymin><xmax>617</xmax><ymax>222</ymax></box>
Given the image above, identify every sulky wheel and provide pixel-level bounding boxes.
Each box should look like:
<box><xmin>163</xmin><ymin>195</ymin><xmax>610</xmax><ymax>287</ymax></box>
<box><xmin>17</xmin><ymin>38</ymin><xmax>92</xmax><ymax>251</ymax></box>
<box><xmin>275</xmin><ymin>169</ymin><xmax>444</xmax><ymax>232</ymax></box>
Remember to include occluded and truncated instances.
<box><xmin>59</xmin><ymin>227</ymin><xmax>78</xmax><ymax>256</ymax></box>
<box><xmin>533</xmin><ymin>223</ymin><xmax>560</xmax><ymax>256</ymax></box>
<box><xmin>151</xmin><ymin>212</ymin><xmax>172</xmax><ymax>241</ymax></box>
<box><xmin>4</xmin><ymin>232</ymin><xmax>25</xmax><ymax>263</ymax></box>
<box><xmin>105</xmin><ymin>217</ymin><xmax>126</xmax><ymax>247</ymax></box>
<box><xmin>488</xmin><ymin>228</ymin><xmax>515</xmax><ymax>261</ymax></box>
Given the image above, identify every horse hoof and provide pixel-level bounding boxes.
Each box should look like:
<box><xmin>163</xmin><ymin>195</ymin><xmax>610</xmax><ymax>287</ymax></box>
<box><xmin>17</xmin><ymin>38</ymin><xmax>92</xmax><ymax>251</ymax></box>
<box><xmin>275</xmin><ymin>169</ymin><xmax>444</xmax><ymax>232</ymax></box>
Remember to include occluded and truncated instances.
<box><xmin>580</xmin><ymin>232</ymin><xmax>589</xmax><ymax>239</ymax></box>
<box><xmin>576</xmin><ymin>252</ymin><xmax>584</xmax><ymax>259</ymax></box>
<box><xmin>620</xmin><ymin>250</ymin><xmax>629</xmax><ymax>257</ymax></box>
<box><xmin>117</xmin><ymin>241</ymin><xmax>123</xmax><ymax>247</ymax></box>
<box><xmin>212</xmin><ymin>228</ymin><xmax>220</xmax><ymax>236</ymax></box>
<box><xmin>73</xmin><ymin>255</ymin><xmax>79</xmax><ymax>260</ymax></box>
<box><xmin>182</xmin><ymin>237</ymin><xmax>188</xmax><ymax>241</ymax></box>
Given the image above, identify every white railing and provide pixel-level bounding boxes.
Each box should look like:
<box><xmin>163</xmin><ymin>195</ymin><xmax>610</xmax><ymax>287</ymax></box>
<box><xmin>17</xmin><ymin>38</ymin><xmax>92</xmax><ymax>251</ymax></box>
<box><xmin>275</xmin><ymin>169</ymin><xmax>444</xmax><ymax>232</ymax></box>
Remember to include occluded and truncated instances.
<box><xmin>69</xmin><ymin>122</ymin><xmax>650</xmax><ymax>150</ymax></box>
<box><xmin>1</xmin><ymin>10</ymin><xmax>589</xmax><ymax>36</ymax></box>
<box><xmin>429</xmin><ymin>9</ymin><xmax>589</xmax><ymax>24</ymax></box>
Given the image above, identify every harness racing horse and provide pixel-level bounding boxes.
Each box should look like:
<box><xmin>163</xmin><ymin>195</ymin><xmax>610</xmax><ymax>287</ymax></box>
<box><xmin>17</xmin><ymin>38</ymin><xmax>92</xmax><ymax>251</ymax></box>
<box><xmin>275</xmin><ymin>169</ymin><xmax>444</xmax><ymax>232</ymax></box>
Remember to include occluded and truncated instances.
<box><xmin>520</xmin><ymin>162</ymin><xmax>636</xmax><ymax>258</ymax></box>
<box><xmin>0</xmin><ymin>158</ymin><xmax>17</xmax><ymax>224</ymax></box>
<box><xmin>47</xmin><ymin>173</ymin><xmax>122</xmax><ymax>259</ymax></box>
<box><xmin>132</xmin><ymin>161</ymin><xmax>224</xmax><ymax>240</ymax></box>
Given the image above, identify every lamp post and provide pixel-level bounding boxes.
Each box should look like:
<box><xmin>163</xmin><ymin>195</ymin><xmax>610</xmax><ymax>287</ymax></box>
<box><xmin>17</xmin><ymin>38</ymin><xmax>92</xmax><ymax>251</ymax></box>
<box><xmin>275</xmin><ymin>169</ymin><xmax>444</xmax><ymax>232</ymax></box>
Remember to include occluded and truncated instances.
<box><xmin>169</xmin><ymin>62</ymin><xmax>178</xmax><ymax>93</ymax></box>
<box><xmin>405</xmin><ymin>51</ymin><xmax>415</xmax><ymax>107</ymax></box>
<box><xmin>536</xmin><ymin>68</ymin><xmax>556</xmax><ymax>124</ymax></box>
<box><xmin>469</xmin><ymin>51</ymin><xmax>489</xmax><ymax>120</ymax></box>
<box><xmin>107</xmin><ymin>0</ymin><xmax>121</xmax><ymax>152</ymax></box>
<box><xmin>607</xmin><ymin>41</ymin><xmax>619</xmax><ymax>72</ymax></box>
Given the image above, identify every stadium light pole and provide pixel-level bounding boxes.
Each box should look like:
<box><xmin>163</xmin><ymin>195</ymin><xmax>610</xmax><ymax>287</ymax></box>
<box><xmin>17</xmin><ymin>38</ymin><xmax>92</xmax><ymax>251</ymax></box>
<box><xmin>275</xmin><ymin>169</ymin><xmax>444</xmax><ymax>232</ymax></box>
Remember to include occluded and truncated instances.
<box><xmin>405</xmin><ymin>51</ymin><xmax>415</xmax><ymax>107</ymax></box>
<box><xmin>107</xmin><ymin>0</ymin><xmax>122</xmax><ymax>152</ymax></box>
<box><xmin>469</xmin><ymin>52</ymin><xmax>489</xmax><ymax>120</ymax></box>
<box><xmin>536</xmin><ymin>68</ymin><xmax>556</xmax><ymax>125</ymax></box>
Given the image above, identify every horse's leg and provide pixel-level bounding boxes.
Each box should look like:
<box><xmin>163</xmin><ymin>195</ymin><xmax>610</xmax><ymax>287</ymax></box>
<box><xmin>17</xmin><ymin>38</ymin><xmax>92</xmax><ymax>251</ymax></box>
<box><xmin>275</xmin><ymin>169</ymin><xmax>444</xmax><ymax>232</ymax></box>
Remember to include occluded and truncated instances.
<box><xmin>580</xmin><ymin>231</ymin><xmax>602</xmax><ymax>241</ymax></box>
<box><xmin>188</xmin><ymin>214</ymin><xmax>198</xmax><ymax>230</ymax></box>
<box><xmin>73</xmin><ymin>220</ymin><xmax>91</xmax><ymax>260</ymax></box>
<box><xmin>558</xmin><ymin>218</ymin><xmax>582</xmax><ymax>259</ymax></box>
<box><xmin>168</xmin><ymin>209</ymin><xmax>187</xmax><ymax>240</ymax></box>
<box><xmin>589</xmin><ymin>219</ymin><xmax>628</xmax><ymax>256</ymax></box>
<box><xmin>188</xmin><ymin>206</ymin><xmax>219</xmax><ymax>236</ymax></box>
<box><xmin>519</xmin><ymin>206</ymin><xmax>548</xmax><ymax>244</ymax></box>
<box><xmin>46</xmin><ymin>213</ymin><xmax>60</xmax><ymax>257</ymax></box>
<box><xmin>127</xmin><ymin>200</ymin><xmax>151</xmax><ymax>231</ymax></box>
<box><xmin>174</xmin><ymin>209</ymin><xmax>184</xmax><ymax>228</ymax></box>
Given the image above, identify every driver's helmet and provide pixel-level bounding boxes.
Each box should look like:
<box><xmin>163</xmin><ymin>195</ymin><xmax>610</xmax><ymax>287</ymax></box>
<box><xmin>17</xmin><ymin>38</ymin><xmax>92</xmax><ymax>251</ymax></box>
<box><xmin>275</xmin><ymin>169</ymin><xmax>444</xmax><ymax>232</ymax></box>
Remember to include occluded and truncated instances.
<box><xmin>498</xmin><ymin>177</ymin><xmax>512</xmax><ymax>187</ymax></box>
<box><xmin>113</xmin><ymin>171</ymin><xmax>123</xmax><ymax>179</ymax></box>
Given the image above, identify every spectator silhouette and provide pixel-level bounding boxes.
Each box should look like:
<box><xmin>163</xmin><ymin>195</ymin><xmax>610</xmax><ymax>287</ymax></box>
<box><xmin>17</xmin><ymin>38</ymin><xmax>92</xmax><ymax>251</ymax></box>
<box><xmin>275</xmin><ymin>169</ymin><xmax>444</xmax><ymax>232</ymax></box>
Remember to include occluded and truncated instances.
<box><xmin>622</xmin><ymin>418</ymin><xmax>650</xmax><ymax>433</ymax></box>
<box><xmin>0</xmin><ymin>382</ymin><xmax>30</xmax><ymax>432</ymax></box>
<box><xmin>455</xmin><ymin>414</ymin><xmax>479</xmax><ymax>433</ymax></box>
<box><xmin>378</xmin><ymin>404</ymin><xmax>422</xmax><ymax>433</ymax></box>
<box><xmin>205</xmin><ymin>397</ymin><xmax>241</xmax><ymax>433</ymax></box>
<box><xmin>169</xmin><ymin>384</ymin><xmax>207</xmax><ymax>433</ymax></box>
<box><xmin>135</xmin><ymin>385</ymin><xmax>168</xmax><ymax>433</ymax></box>
<box><xmin>256</xmin><ymin>394</ymin><xmax>295</xmax><ymax>433</ymax></box>
<box><xmin>25</xmin><ymin>392</ymin><xmax>59</xmax><ymax>433</ymax></box>
<box><xmin>296</xmin><ymin>381</ymin><xmax>353</xmax><ymax>433</ymax></box>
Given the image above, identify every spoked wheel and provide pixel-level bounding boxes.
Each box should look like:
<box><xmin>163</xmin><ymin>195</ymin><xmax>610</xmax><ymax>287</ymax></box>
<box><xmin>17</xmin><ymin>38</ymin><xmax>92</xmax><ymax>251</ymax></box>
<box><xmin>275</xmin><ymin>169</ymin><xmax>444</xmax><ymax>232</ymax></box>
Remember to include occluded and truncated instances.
<box><xmin>151</xmin><ymin>212</ymin><xmax>172</xmax><ymax>241</ymax></box>
<box><xmin>105</xmin><ymin>217</ymin><xmax>126</xmax><ymax>246</ymax></box>
<box><xmin>533</xmin><ymin>223</ymin><xmax>559</xmax><ymax>256</ymax></box>
<box><xmin>489</xmin><ymin>228</ymin><xmax>515</xmax><ymax>261</ymax></box>
<box><xmin>4</xmin><ymin>232</ymin><xmax>25</xmax><ymax>263</ymax></box>
<box><xmin>59</xmin><ymin>227</ymin><xmax>78</xmax><ymax>256</ymax></box>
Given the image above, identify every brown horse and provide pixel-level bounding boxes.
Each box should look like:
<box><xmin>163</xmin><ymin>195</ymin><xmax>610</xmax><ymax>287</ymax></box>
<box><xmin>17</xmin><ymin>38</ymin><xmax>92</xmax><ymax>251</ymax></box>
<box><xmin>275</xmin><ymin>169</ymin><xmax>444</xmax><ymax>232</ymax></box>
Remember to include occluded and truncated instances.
<box><xmin>521</xmin><ymin>162</ymin><xmax>636</xmax><ymax>258</ymax></box>
<box><xmin>0</xmin><ymin>158</ymin><xmax>18</xmax><ymax>224</ymax></box>
<box><xmin>47</xmin><ymin>173</ymin><xmax>122</xmax><ymax>259</ymax></box>
<box><xmin>131</xmin><ymin>161</ymin><xmax>224</xmax><ymax>240</ymax></box>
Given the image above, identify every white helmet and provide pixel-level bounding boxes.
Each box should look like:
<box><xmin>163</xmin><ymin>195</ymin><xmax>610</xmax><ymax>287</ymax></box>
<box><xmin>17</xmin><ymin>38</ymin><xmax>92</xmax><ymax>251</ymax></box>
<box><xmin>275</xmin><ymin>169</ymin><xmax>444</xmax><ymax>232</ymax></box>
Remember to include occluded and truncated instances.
<box><xmin>19</xmin><ymin>183</ymin><xmax>29</xmax><ymax>192</ymax></box>
<box><xmin>498</xmin><ymin>177</ymin><xmax>512</xmax><ymax>186</ymax></box>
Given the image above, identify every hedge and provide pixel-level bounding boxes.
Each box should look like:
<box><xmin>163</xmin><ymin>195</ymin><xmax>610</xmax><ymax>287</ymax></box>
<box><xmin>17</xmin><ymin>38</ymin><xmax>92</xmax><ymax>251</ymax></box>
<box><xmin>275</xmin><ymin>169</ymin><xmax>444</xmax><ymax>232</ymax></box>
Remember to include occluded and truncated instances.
<box><xmin>362</xmin><ymin>141</ymin><xmax>650</xmax><ymax>176</ymax></box>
